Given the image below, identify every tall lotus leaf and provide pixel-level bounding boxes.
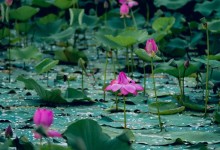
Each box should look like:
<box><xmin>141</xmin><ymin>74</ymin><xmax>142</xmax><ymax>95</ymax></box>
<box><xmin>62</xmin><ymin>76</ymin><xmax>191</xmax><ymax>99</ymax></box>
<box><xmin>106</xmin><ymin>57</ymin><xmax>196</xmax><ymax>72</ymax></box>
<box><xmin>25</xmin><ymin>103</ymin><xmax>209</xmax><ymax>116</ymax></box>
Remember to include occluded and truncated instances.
<box><xmin>0</xmin><ymin>28</ymin><xmax>10</xmax><ymax>39</ymax></box>
<box><xmin>208</xmin><ymin>19</ymin><xmax>220</xmax><ymax>33</ymax></box>
<box><xmin>35</xmin><ymin>19</ymin><xmax>63</xmax><ymax>38</ymax></box>
<box><xmin>52</xmin><ymin>0</ymin><xmax>77</xmax><ymax>9</ymax></box>
<box><xmin>35</xmin><ymin>58</ymin><xmax>59</xmax><ymax>74</ymax></box>
<box><xmin>69</xmin><ymin>8</ymin><xmax>84</xmax><ymax>26</ymax></box>
<box><xmin>15</xmin><ymin>22</ymin><xmax>32</xmax><ymax>34</ymax></box>
<box><xmin>134</xmin><ymin>48</ymin><xmax>161</xmax><ymax>62</ymax></box>
<box><xmin>209</xmin><ymin>53</ymin><xmax>220</xmax><ymax>60</ymax></box>
<box><xmin>37</xmin><ymin>13</ymin><xmax>58</xmax><ymax>25</ymax></box>
<box><xmin>152</xmin><ymin>17</ymin><xmax>175</xmax><ymax>32</ymax></box>
<box><xmin>43</xmin><ymin>27</ymin><xmax>75</xmax><ymax>41</ymax></box>
<box><xmin>41</xmin><ymin>144</ymin><xmax>72</xmax><ymax>150</ymax></box>
<box><xmin>17</xmin><ymin>76</ymin><xmax>91</xmax><ymax>103</ymax></box>
<box><xmin>195</xmin><ymin>0</ymin><xmax>220</xmax><ymax>16</ymax></box>
<box><xmin>154</xmin><ymin>0</ymin><xmax>190</xmax><ymax>10</ymax></box>
<box><xmin>119</xmin><ymin>29</ymin><xmax>149</xmax><ymax>43</ymax></box>
<box><xmin>63</xmin><ymin>119</ymin><xmax>134</xmax><ymax>150</ymax></box>
<box><xmin>154</xmin><ymin>60</ymin><xmax>201</xmax><ymax>78</ymax></box>
<box><xmin>105</xmin><ymin>35</ymin><xmax>136</xmax><ymax>47</ymax></box>
<box><xmin>32</xmin><ymin>0</ymin><xmax>52</xmax><ymax>7</ymax></box>
<box><xmin>9</xmin><ymin>6</ymin><xmax>39</xmax><ymax>21</ymax></box>
<box><xmin>95</xmin><ymin>32</ymin><xmax>122</xmax><ymax>49</ymax></box>
<box><xmin>194</xmin><ymin>57</ymin><xmax>220</xmax><ymax>68</ymax></box>
<box><xmin>54</xmin><ymin>47</ymin><xmax>88</xmax><ymax>64</ymax></box>
<box><xmin>11</xmin><ymin>46</ymin><xmax>42</xmax><ymax>60</ymax></box>
<box><xmin>163</xmin><ymin>38</ymin><xmax>188</xmax><ymax>57</ymax></box>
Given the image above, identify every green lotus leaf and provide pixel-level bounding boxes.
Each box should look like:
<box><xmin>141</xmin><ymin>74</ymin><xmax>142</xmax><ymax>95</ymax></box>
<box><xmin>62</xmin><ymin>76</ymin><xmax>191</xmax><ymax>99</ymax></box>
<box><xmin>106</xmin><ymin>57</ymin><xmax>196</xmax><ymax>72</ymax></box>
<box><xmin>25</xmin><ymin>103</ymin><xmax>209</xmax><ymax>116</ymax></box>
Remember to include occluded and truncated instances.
<box><xmin>105</xmin><ymin>35</ymin><xmax>136</xmax><ymax>47</ymax></box>
<box><xmin>52</xmin><ymin>0</ymin><xmax>77</xmax><ymax>9</ymax></box>
<box><xmin>148</xmin><ymin>102</ymin><xmax>185</xmax><ymax>115</ymax></box>
<box><xmin>35</xmin><ymin>58</ymin><xmax>59</xmax><ymax>74</ymax></box>
<box><xmin>134</xmin><ymin>48</ymin><xmax>162</xmax><ymax>62</ymax></box>
<box><xmin>154</xmin><ymin>0</ymin><xmax>190</xmax><ymax>10</ymax></box>
<box><xmin>43</xmin><ymin>27</ymin><xmax>75</xmax><ymax>41</ymax></box>
<box><xmin>154</xmin><ymin>60</ymin><xmax>201</xmax><ymax>78</ymax></box>
<box><xmin>152</xmin><ymin>17</ymin><xmax>175</xmax><ymax>32</ymax></box>
<box><xmin>208</xmin><ymin>19</ymin><xmax>220</xmax><ymax>33</ymax></box>
<box><xmin>63</xmin><ymin>119</ymin><xmax>135</xmax><ymax>150</ymax></box>
<box><xmin>17</xmin><ymin>76</ymin><xmax>91</xmax><ymax>103</ymax></box>
<box><xmin>11</xmin><ymin>46</ymin><xmax>42</xmax><ymax>60</ymax></box>
<box><xmin>32</xmin><ymin>0</ymin><xmax>52</xmax><ymax>7</ymax></box>
<box><xmin>195</xmin><ymin>0</ymin><xmax>220</xmax><ymax>16</ymax></box>
<box><xmin>54</xmin><ymin>47</ymin><xmax>88</xmax><ymax>64</ymax></box>
<box><xmin>10</xmin><ymin>6</ymin><xmax>39</xmax><ymax>21</ymax></box>
<box><xmin>37</xmin><ymin>13</ymin><xmax>58</xmax><ymax>25</ymax></box>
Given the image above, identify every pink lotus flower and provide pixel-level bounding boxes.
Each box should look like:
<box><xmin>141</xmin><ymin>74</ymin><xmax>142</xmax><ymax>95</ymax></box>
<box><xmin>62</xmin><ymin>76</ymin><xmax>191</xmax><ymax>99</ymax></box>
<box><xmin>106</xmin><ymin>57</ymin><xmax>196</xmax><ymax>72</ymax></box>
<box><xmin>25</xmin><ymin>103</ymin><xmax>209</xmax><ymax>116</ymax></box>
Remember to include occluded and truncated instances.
<box><xmin>5</xmin><ymin>0</ymin><xmax>13</xmax><ymax>6</ymax></box>
<box><xmin>120</xmin><ymin>3</ymin><xmax>130</xmax><ymax>18</ymax></box>
<box><xmin>119</xmin><ymin>0</ymin><xmax>138</xmax><ymax>8</ymax></box>
<box><xmin>145</xmin><ymin>39</ymin><xmax>158</xmax><ymax>57</ymax></box>
<box><xmin>33</xmin><ymin>108</ymin><xmax>62</xmax><ymax>139</ymax></box>
<box><xmin>127</xmin><ymin>0</ymin><xmax>138</xmax><ymax>8</ymax></box>
<box><xmin>105</xmin><ymin>72</ymin><xmax>143</xmax><ymax>95</ymax></box>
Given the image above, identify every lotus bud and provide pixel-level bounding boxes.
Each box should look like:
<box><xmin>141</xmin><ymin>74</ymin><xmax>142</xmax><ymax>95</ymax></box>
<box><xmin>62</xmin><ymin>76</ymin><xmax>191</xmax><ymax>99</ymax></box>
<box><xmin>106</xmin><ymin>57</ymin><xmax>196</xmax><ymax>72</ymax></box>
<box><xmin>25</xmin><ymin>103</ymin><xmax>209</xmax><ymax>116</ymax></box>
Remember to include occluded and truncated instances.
<box><xmin>5</xmin><ymin>0</ymin><xmax>13</xmax><ymax>6</ymax></box>
<box><xmin>5</xmin><ymin>125</ymin><xmax>13</xmax><ymax>138</ymax></box>
<box><xmin>184</xmin><ymin>60</ymin><xmax>190</xmax><ymax>69</ymax></box>
<box><xmin>104</xmin><ymin>1</ymin><xmax>109</xmax><ymax>9</ymax></box>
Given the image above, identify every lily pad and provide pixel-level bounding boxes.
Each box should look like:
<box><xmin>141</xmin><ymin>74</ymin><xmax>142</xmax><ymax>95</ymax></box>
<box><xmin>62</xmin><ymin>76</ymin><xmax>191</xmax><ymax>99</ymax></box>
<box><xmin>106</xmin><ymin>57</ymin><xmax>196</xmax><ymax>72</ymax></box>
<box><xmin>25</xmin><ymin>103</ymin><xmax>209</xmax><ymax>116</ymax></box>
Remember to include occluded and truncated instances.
<box><xmin>148</xmin><ymin>102</ymin><xmax>185</xmax><ymax>115</ymax></box>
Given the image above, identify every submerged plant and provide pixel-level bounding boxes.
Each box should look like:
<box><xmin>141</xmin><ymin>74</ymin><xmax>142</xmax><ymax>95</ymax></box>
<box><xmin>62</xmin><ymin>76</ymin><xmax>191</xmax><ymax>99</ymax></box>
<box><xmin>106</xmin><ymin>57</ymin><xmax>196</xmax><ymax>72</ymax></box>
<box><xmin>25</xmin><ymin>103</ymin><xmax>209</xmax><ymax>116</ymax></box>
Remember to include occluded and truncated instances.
<box><xmin>145</xmin><ymin>38</ymin><xmax>163</xmax><ymax>131</ymax></box>
<box><xmin>105</xmin><ymin>71</ymin><xmax>143</xmax><ymax>128</ymax></box>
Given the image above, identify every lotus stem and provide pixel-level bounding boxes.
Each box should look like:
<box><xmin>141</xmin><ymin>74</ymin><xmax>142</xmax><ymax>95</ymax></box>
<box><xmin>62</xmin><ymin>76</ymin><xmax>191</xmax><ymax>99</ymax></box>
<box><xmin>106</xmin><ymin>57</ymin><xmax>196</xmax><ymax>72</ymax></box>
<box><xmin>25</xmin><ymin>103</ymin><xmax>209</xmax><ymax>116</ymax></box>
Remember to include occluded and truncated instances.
<box><xmin>82</xmin><ymin>68</ymin><xmax>84</xmax><ymax>93</ymax></box>
<box><xmin>130</xmin><ymin>9</ymin><xmax>137</xmax><ymax>29</ymax></box>
<box><xmin>131</xmin><ymin>46</ymin><xmax>134</xmax><ymax>77</ymax></box>
<box><xmin>204</xmin><ymin>22</ymin><xmax>210</xmax><ymax>116</ymax></box>
<box><xmin>143</xmin><ymin>62</ymin><xmax>146</xmax><ymax>96</ymax></box>
<box><xmin>103</xmin><ymin>52</ymin><xmax>108</xmax><ymax>100</ymax></box>
<box><xmin>123</xmin><ymin>96</ymin><xmax>127</xmax><ymax>128</ymax></box>
<box><xmin>151</xmin><ymin>58</ymin><xmax>162</xmax><ymax>131</ymax></box>
<box><xmin>115</xmin><ymin>93</ymin><xmax>118</xmax><ymax>110</ymax></box>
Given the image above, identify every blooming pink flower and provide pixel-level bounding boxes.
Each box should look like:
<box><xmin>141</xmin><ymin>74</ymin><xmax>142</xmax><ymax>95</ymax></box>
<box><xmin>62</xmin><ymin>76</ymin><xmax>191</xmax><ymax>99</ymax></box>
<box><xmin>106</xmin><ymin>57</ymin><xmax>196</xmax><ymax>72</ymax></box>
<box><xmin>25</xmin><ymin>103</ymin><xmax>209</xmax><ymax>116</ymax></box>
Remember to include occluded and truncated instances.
<box><xmin>33</xmin><ymin>108</ymin><xmax>62</xmax><ymax>139</ymax></box>
<box><xmin>105</xmin><ymin>72</ymin><xmax>143</xmax><ymax>95</ymax></box>
<box><xmin>145</xmin><ymin>39</ymin><xmax>158</xmax><ymax>57</ymax></box>
<box><xmin>127</xmin><ymin>0</ymin><xmax>138</xmax><ymax>8</ymax></box>
<box><xmin>5</xmin><ymin>0</ymin><xmax>13</xmax><ymax>6</ymax></box>
<box><xmin>120</xmin><ymin>3</ymin><xmax>130</xmax><ymax>18</ymax></box>
<box><xmin>119</xmin><ymin>0</ymin><xmax>138</xmax><ymax>8</ymax></box>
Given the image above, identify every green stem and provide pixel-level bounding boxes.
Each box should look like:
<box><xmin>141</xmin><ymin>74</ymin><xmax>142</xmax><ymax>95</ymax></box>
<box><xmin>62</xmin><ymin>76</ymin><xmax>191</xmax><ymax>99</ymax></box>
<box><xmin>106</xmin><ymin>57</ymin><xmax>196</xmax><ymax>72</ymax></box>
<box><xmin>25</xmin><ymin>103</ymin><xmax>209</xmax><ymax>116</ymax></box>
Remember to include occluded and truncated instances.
<box><xmin>1</xmin><ymin>4</ymin><xmax>4</xmax><ymax>22</ymax></box>
<box><xmin>115</xmin><ymin>93</ymin><xmax>118</xmax><ymax>110</ymax></box>
<box><xmin>151</xmin><ymin>58</ymin><xmax>162</xmax><ymax>131</ymax></box>
<box><xmin>143</xmin><ymin>62</ymin><xmax>146</xmax><ymax>96</ymax></box>
<box><xmin>204</xmin><ymin>25</ymin><xmax>210</xmax><ymax>116</ymax></box>
<box><xmin>177</xmin><ymin>67</ymin><xmax>183</xmax><ymax>104</ymax></box>
<box><xmin>46</xmin><ymin>72</ymin><xmax>49</xmax><ymax>87</ymax></box>
<box><xmin>103</xmin><ymin>52</ymin><xmax>108</xmax><ymax>100</ymax></box>
<box><xmin>131</xmin><ymin>46</ymin><xmax>134</xmax><ymax>77</ymax></box>
<box><xmin>123</xmin><ymin>96</ymin><xmax>127</xmax><ymax>128</ymax></box>
<box><xmin>130</xmin><ymin>9</ymin><xmax>137</xmax><ymax>29</ymax></box>
<box><xmin>82</xmin><ymin>68</ymin><xmax>84</xmax><ymax>93</ymax></box>
<box><xmin>123</xmin><ymin>17</ymin><xmax>127</xmax><ymax>28</ymax></box>
<box><xmin>126</xmin><ymin>48</ymin><xmax>129</xmax><ymax>73</ymax></box>
<box><xmin>112</xmin><ymin>50</ymin><xmax>116</xmax><ymax>79</ymax></box>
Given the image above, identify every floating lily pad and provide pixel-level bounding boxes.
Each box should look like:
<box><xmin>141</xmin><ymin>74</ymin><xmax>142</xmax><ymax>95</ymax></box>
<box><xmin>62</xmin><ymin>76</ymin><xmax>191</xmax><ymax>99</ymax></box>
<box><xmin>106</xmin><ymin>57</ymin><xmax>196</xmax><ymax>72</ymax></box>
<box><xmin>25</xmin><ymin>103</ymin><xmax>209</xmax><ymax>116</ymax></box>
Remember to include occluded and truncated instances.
<box><xmin>148</xmin><ymin>102</ymin><xmax>185</xmax><ymax>115</ymax></box>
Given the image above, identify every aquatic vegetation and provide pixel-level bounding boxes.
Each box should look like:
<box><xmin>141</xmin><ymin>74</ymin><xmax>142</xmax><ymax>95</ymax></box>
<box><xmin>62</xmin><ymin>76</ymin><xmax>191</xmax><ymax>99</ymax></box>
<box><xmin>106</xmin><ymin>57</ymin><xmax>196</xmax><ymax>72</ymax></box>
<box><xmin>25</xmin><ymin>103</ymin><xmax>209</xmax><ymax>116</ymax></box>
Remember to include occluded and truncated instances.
<box><xmin>0</xmin><ymin>0</ymin><xmax>220</xmax><ymax>149</ymax></box>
